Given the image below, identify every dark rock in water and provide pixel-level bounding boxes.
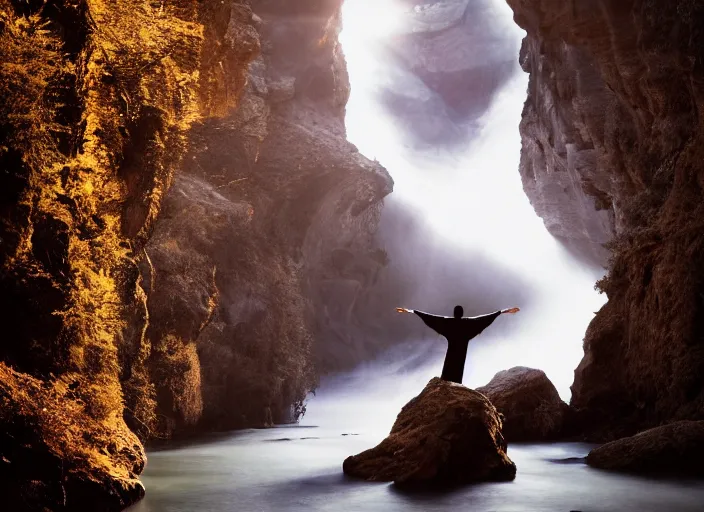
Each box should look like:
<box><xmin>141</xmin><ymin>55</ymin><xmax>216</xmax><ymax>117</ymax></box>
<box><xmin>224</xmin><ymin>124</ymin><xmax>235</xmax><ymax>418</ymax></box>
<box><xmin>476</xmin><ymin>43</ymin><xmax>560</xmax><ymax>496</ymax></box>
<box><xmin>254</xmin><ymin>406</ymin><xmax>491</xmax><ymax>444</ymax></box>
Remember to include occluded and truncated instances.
<box><xmin>342</xmin><ymin>378</ymin><xmax>516</xmax><ymax>485</ymax></box>
<box><xmin>587</xmin><ymin>421</ymin><xmax>704</xmax><ymax>477</ymax></box>
<box><xmin>477</xmin><ymin>367</ymin><xmax>568</xmax><ymax>441</ymax></box>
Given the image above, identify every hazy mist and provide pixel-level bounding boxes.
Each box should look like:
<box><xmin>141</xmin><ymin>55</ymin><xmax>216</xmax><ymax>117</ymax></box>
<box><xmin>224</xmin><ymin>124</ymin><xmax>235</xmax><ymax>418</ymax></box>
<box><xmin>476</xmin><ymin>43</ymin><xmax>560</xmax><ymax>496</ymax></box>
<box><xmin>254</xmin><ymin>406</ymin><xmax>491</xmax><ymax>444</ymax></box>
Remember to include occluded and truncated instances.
<box><xmin>305</xmin><ymin>0</ymin><xmax>606</xmax><ymax>428</ymax></box>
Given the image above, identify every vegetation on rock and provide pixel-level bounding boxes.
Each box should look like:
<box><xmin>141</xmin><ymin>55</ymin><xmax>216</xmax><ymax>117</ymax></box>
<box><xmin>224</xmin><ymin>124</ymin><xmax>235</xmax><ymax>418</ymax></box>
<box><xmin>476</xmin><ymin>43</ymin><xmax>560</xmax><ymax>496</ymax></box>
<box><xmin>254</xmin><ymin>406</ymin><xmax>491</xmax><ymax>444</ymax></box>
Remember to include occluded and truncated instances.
<box><xmin>0</xmin><ymin>0</ymin><xmax>254</xmax><ymax>507</ymax></box>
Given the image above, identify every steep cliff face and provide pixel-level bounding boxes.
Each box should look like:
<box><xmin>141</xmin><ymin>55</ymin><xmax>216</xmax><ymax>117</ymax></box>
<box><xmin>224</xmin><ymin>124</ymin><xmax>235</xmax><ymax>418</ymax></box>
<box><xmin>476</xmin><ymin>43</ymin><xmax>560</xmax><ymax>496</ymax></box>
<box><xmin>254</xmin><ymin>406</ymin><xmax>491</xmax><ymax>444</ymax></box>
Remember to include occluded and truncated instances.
<box><xmin>140</xmin><ymin>0</ymin><xmax>392</xmax><ymax>435</ymax></box>
<box><xmin>507</xmin><ymin>0</ymin><xmax>704</xmax><ymax>439</ymax></box>
<box><xmin>0</xmin><ymin>0</ymin><xmax>216</xmax><ymax>508</ymax></box>
<box><xmin>0</xmin><ymin>0</ymin><xmax>391</xmax><ymax>507</ymax></box>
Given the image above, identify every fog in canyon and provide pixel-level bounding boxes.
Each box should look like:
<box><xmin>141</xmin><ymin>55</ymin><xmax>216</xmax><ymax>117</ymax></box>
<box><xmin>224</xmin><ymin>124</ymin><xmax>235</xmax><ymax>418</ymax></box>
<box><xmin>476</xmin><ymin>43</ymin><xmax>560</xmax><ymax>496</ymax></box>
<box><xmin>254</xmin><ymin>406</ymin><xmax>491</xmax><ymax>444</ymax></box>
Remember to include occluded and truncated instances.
<box><xmin>305</xmin><ymin>0</ymin><xmax>606</xmax><ymax>429</ymax></box>
<box><xmin>126</xmin><ymin>1</ymin><xmax>704</xmax><ymax>511</ymax></box>
<box><xmin>4</xmin><ymin>0</ymin><xmax>704</xmax><ymax>509</ymax></box>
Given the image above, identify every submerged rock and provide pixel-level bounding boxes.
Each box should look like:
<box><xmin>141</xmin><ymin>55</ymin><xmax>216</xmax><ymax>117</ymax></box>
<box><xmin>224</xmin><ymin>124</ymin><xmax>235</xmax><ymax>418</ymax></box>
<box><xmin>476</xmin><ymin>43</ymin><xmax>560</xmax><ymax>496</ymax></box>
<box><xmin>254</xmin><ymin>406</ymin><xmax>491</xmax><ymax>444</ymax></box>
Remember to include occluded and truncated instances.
<box><xmin>477</xmin><ymin>367</ymin><xmax>568</xmax><ymax>441</ymax></box>
<box><xmin>343</xmin><ymin>378</ymin><xmax>516</xmax><ymax>485</ymax></box>
<box><xmin>587</xmin><ymin>421</ymin><xmax>704</xmax><ymax>477</ymax></box>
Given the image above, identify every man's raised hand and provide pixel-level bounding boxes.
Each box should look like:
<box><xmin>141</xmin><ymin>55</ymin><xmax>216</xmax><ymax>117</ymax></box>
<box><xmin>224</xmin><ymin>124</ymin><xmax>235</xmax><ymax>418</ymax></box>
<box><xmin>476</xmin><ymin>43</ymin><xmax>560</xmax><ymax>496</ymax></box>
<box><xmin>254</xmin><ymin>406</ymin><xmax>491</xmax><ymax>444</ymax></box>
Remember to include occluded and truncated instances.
<box><xmin>396</xmin><ymin>307</ymin><xmax>413</xmax><ymax>314</ymax></box>
<box><xmin>502</xmin><ymin>307</ymin><xmax>520</xmax><ymax>314</ymax></box>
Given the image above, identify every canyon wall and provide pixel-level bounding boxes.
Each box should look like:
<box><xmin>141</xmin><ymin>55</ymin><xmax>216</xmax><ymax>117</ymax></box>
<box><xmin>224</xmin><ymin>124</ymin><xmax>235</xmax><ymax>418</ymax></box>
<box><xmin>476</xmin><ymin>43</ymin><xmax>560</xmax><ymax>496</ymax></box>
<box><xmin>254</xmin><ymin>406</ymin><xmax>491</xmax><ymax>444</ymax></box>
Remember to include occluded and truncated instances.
<box><xmin>141</xmin><ymin>0</ymin><xmax>393</xmax><ymax>434</ymax></box>
<box><xmin>507</xmin><ymin>0</ymin><xmax>704</xmax><ymax>439</ymax></box>
<box><xmin>1</xmin><ymin>1</ymin><xmax>211</xmax><ymax>508</ymax></box>
<box><xmin>0</xmin><ymin>0</ymin><xmax>391</xmax><ymax>508</ymax></box>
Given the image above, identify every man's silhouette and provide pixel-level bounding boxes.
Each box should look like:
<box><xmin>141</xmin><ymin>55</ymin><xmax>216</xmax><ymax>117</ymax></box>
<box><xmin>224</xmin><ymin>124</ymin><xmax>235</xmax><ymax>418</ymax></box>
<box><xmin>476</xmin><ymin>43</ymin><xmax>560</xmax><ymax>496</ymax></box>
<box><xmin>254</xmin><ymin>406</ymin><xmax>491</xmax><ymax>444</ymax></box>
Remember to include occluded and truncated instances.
<box><xmin>396</xmin><ymin>305</ymin><xmax>520</xmax><ymax>384</ymax></box>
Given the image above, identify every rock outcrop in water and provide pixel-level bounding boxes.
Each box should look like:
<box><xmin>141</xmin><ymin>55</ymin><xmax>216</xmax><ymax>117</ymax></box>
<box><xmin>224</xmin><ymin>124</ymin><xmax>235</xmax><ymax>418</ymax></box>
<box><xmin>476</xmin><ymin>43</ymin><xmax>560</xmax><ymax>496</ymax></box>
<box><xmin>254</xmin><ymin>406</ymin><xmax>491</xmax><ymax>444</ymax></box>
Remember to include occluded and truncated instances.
<box><xmin>477</xmin><ymin>367</ymin><xmax>569</xmax><ymax>441</ymax></box>
<box><xmin>587</xmin><ymin>421</ymin><xmax>704</xmax><ymax>477</ymax></box>
<box><xmin>343</xmin><ymin>378</ymin><xmax>516</xmax><ymax>485</ymax></box>
<box><xmin>507</xmin><ymin>0</ymin><xmax>704</xmax><ymax>439</ymax></box>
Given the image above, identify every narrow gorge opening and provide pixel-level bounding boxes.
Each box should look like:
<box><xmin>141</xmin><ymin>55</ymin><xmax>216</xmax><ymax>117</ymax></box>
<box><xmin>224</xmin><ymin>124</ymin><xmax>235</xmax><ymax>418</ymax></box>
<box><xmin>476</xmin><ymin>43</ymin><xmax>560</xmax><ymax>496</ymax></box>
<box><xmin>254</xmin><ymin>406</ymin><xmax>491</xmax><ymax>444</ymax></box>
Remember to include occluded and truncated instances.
<box><xmin>4</xmin><ymin>0</ymin><xmax>704</xmax><ymax>510</ymax></box>
<box><xmin>304</xmin><ymin>0</ymin><xmax>606</xmax><ymax>428</ymax></box>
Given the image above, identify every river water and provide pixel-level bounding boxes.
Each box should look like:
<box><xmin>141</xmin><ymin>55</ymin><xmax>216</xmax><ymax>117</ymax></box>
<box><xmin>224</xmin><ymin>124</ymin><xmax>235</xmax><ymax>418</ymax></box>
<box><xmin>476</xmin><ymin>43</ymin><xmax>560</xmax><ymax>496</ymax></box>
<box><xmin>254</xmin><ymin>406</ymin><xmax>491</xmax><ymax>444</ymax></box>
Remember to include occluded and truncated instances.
<box><xmin>129</xmin><ymin>424</ymin><xmax>704</xmax><ymax>512</ymax></box>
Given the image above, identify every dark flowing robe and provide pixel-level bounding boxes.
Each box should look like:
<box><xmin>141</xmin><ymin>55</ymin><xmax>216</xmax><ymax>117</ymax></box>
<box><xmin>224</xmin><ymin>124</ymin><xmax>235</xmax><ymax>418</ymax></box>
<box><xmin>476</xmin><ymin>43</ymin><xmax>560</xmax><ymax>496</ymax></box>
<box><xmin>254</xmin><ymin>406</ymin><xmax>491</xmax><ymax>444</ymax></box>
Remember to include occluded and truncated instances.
<box><xmin>414</xmin><ymin>309</ymin><xmax>502</xmax><ymax>384</ymax></box>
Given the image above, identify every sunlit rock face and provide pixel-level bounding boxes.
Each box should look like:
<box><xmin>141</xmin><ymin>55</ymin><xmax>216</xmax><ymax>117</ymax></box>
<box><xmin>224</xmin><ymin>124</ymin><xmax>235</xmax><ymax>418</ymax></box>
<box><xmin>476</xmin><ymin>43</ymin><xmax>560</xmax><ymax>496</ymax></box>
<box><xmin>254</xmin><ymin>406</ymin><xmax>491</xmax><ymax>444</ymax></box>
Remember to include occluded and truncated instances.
<box><xmin>143</xmin><ymin>0</ymin><xmax>393</xmax><ymax>433</ymax></box>
<box><xmin>367</xmin><ymin>0</ymin><xmax>517</xmax><ymax>146</ymax></box>
<box><xmin>0</xmin><ymin>0</ymin><xmax>390</xmax><ymax>505</ymax></box>
<box><xmin>508</xmin><ymin>0</ymin><xmax>704</xmax><ymax>439</ymax></box>
<box><xmin>0</xmin><ymin>0</ymin><xmax>225</xmax><ymax>508</ymax></box>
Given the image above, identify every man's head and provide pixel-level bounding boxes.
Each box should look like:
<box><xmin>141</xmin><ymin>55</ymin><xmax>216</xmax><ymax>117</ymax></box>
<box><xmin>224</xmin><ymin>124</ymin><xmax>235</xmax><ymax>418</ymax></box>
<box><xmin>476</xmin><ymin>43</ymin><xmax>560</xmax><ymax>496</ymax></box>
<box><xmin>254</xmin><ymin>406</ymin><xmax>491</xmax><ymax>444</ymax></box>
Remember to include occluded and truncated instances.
<box><xmin>453</xmin><ymin>305</ymin><xmax>464</xmax><ymax>318</ymax></box>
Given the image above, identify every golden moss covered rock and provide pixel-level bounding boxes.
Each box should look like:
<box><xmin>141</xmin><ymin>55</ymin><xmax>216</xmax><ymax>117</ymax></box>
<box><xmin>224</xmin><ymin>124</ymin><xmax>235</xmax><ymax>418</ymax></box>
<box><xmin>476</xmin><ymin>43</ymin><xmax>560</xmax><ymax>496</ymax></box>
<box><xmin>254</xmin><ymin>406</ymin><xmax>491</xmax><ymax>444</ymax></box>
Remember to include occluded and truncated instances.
<box><xmin>0</xmin><ymin>365</ymin><xmax>145</xmax><ymax>511</ymax></box>
<box><xmin>0</xmin><ymin>0</ymin><xmax>241</xmax><ymax>508</ymax></box>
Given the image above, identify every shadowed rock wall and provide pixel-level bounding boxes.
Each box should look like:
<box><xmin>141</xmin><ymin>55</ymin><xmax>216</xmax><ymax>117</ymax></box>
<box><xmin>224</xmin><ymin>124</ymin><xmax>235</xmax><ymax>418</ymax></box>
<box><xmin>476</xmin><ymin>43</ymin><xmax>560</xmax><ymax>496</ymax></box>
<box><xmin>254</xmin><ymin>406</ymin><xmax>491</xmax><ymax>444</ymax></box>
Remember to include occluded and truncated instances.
<box><xmin>507</xmin><ymin>0</ymin><xmax>704</xmax><ymax>439</ymax></box>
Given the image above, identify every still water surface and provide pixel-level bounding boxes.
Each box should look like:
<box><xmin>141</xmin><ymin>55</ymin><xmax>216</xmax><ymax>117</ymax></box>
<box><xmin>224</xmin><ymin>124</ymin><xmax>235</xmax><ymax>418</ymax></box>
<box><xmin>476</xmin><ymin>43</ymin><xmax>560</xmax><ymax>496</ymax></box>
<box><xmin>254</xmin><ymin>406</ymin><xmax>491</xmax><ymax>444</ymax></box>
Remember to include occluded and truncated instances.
<box><xmin>129</xmin><ymin>425</ymin><xmax>704</xmax><ymax>512</ymax></box>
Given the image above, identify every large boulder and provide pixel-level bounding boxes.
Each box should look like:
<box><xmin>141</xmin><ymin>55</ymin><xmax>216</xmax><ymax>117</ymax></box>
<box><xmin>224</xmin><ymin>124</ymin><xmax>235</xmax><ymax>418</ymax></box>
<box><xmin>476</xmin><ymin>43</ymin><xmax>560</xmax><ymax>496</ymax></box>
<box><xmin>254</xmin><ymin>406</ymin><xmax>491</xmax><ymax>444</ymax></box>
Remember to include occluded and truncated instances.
<box><xmin>476</xmin><ymin>367</ymin><xmax>568</xmax><ymax>441</ymax></box>
<box><xmin>342</xmin><ymin>378</ymin><xmax>516</xmax><ymax>486</ymax></box>
<box><xmin>587</xmin><ymin>421</ymin><xmax>704</xmax><ymax>476</ymax></box>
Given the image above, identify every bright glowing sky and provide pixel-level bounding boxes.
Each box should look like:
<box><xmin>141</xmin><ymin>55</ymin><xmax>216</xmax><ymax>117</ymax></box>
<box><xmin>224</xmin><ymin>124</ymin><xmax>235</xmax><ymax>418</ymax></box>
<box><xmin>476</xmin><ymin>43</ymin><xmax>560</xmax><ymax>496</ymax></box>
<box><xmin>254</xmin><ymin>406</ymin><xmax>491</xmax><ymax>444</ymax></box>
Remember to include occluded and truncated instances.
<box><xmin>307</xmin><ymin>0</ymin><xmax>607</xmax><ymax>423</ymax></box>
